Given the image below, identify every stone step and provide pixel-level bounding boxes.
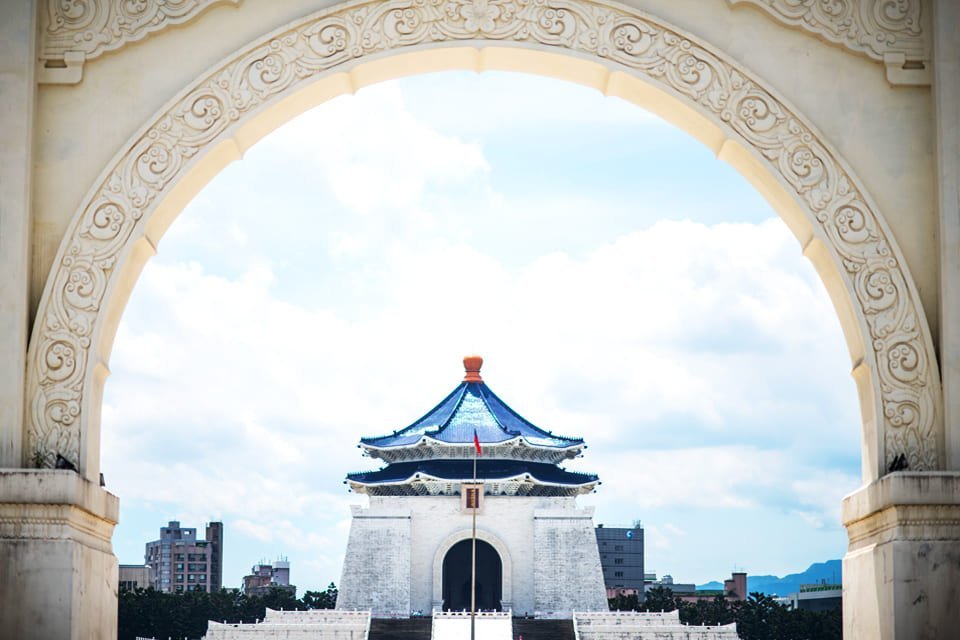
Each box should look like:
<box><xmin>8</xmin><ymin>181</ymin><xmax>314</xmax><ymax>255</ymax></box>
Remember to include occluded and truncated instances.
<box><xmin>367</xmin><ymin>617</ymin><xmax>576</xmax><ymax>640</ymax></box>
<box><xmin>368</xmin><ymin>617</ymin><xmax>433</xmax><ymax>640</ymax></box>
<box><xmin>511</xmin><ymin>619</ymin><xmax>576</xmax><ymax>640</ymax></box>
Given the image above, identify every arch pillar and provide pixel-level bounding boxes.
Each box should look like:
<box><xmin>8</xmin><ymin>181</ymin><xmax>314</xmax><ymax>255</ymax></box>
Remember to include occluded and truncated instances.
<box><xmin>0</xmin><ymin>471</ymin><xmax>119</xmax><ymax>640</ymax></box>
<box><xmin>841</xmin><ymin>473</ymin><xmax>960</xmax><ymax>640</ymax></box>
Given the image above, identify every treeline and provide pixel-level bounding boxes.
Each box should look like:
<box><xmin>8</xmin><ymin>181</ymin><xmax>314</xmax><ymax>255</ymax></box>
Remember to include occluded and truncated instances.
<box><xmin>609</xmin><ymin>587</ymin><xmax>841</xmax><ymax>640</ymax></box>
<box><xmin>118</xmin><ymin>583</ymin><xmax>338</xmax><ymax>640</ymax></box>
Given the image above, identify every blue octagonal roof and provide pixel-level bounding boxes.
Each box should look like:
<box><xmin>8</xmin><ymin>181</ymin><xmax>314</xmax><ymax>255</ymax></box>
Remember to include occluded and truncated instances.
<box><xmin>360</xmin><ymin>375</ymin><xmax>584</xmax><ymax>450</ymax></box>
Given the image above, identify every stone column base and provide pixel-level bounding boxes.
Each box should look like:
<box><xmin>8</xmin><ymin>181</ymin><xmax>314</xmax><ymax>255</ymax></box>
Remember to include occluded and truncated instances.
<box><xmin>842</xmin><ymin>472</ymin><xmax>960</xmax><ymax>640</ymax></box>
<box><xmin>0</xmin><ymin>470</ymin><xmax>119</xmax><ymax>640</ymax></box>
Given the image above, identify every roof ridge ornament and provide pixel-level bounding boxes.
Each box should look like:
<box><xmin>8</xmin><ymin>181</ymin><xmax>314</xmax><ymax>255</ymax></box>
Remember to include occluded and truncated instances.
<box><xmin>463</xmin><ymin>355</ymin><xmax>483</xmax><ymax>383</ymax></box>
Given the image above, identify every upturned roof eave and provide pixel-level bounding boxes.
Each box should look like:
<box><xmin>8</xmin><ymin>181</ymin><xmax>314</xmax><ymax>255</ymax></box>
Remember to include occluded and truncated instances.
<box><xmin>359</xmin><ymin>432</ymin><xmax>585</xmax><ymax>452</ymax></box>
<box><xmin>345</xmin><ymin>463</ymin><xmax>600</xmax><ymax>487</ymax></box>
<box><xmin>346</xmin><ymin>472</ymin><xmax>599</xmax><ymax>489</ymax></box>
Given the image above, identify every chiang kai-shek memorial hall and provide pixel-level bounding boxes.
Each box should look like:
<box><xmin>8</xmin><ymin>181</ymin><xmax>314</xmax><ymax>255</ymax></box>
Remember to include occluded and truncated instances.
<box><xmin>336</xmin><ymin>356</ymin><xmax>609</xmax><ymax>618</ymax></box>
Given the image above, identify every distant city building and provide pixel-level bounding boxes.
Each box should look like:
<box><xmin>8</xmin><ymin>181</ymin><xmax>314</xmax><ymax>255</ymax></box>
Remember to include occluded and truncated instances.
<box><xmin>680</xmin><ymin>572</ymin><xmax>746</xmax><ymax>603</ymax></box>
<box><xmin>645</xmin><ymin>573</ymin><xmax>697</xmax><ymax>596</ymax></box>
<box><xmin>243</xmin><ymin>557</ymin><xmax>296</xmax><ymax>597</ymax></box>
<box><xmin>787</xmin><ymin>583</ymin><xmax>842</xmax><ymax>612</ymax></box>
<box><xmin>644</xmin><ymin>571</ymin><xmax>747</xmax><ymax>603</ymax></box>
<box><xmin>596</xmin><ymin>522</ymin><xmax>644</xmax><ymax>600</ymax></box>
<box><xmin>118</xmin><ymin>564</ymin><xmax>153</xmax><ymax>592</ymax></box>
<box><xmin>145</xmin><ymin>520</ymin><xmax>223</xmax><ymax>593</ymax></box>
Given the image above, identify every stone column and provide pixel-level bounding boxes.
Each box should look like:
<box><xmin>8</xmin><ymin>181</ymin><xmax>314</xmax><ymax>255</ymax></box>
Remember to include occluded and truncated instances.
<box><xmin>934</xmin><ymin>0</ymin><xmax>960</xmax><ymax>471</ymax></box>
<box><xmin>0</xmin><ymin>470</ymin><xmax>119</xmax><ymax>640</ymax></box>
<box><xmin>842</xmin><ymin>473</ymin><xmax>960</xmax><ymax>640</ymax></box>
<box><xmin>0</xmin><ymin>0</ymin><xmax>36</xmax><ymax>467</ymax></box>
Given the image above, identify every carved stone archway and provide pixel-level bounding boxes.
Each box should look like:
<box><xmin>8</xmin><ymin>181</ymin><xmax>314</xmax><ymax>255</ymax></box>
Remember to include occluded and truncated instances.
<box><xmin>13</xmin><ymin>2</ymin><xmax>957</xmax><ymax>637</ymax></box>
<box><xmin>24</xmin><ymin>0</ymin><xmax>942</xmax><ymax>488</ymax></box>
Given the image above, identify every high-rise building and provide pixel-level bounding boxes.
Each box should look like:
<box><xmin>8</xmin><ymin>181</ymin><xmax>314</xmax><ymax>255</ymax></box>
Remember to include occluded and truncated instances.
<box><xmin>596</xmin><ymin>522</ymin><xmax>644</xmax><ymax>600</ymax></box>
<box><xmin>145</xmin><ymin>520</ymin><xmax>224</xmax><ymax>593</ymax></box>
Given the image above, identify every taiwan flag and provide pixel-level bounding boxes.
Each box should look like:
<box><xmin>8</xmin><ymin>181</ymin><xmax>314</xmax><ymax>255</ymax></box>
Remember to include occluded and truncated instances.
<box><xmin>473</xmin><ymin>429</ymin><xmax>482</xmax><ymax>456</ymax></box>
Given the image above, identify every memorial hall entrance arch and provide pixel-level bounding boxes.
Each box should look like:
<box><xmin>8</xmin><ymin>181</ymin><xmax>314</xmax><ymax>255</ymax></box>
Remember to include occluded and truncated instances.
<box><xmin>442</xmin><ymin>539</ymin><xmax>503</xmax><ymax>612</ymax></box>
<box><xmin>3</xmin><ymin>1</ymin><xmax>959</xmax><ymax>639</ymax></box>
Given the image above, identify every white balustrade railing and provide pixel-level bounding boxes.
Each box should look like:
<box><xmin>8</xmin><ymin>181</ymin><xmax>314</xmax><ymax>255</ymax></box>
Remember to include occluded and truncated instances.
<box><xmin>203</xmin><ymin>609</ymin><xmax>371</xmax><ymax>640</ymax></box>
<box><xmin>573</xmin><ymin>611</ymin><xmax>738</xmax><ymax>640</ymax></box>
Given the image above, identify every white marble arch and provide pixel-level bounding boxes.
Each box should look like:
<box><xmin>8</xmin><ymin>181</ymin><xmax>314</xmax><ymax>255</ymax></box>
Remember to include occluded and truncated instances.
<box><xmin>432</xmin><ymin>528</ymin><xmax>514</xmax><ymax>611</ymax></box>
<box><xmin>10</xmin><ymin>1</ymin><xmax>960</xmax><ymax>637</ymax></box>
<box><xmin>23</xmin><ymin>0</ymin><xmax>943</xmax><ymax>490</ymax></box>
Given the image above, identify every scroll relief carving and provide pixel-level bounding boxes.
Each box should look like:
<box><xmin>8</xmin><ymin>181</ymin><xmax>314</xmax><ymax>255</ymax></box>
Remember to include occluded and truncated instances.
<box><xmin>727</xmin><ymin>0</ymin><xmax>930</xmax><ymax>85</ymax></box>
<box><xmin>26</xmin><ymin>0</ymin><xmax>941</xmax><ymax>476</ymax></box>
<box><xmin>39</xmin><ymin>0</ymin><xmax>241</xmax><ymax>84</ymax></box>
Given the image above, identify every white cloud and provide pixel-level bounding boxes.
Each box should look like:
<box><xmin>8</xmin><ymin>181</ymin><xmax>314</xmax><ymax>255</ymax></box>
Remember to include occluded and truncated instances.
<box><xmin>261</xmin><ymin>82</ymin><xmax>489</xmax><ymax>214</ymax></box>
<box><xmin>102</xmin><ymin>71</ymin><xmax>860</xmax><ymax>590</ymax></box>
<box><xmin>105</xmin><ymin>215</ymin><xmax>857</xmax><ymax>520</ymax></box>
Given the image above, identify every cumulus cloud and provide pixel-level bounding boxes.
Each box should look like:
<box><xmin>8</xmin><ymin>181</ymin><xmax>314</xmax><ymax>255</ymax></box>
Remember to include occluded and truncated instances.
<box><xmin>102</xmin><ymin>71</ymin><xmax>860</xmax><ymax>589</ymax></box>
<box><xmin>262</xmin><ymin>82</ymin><xmax>489</xmax><ymax>214</ymax></box>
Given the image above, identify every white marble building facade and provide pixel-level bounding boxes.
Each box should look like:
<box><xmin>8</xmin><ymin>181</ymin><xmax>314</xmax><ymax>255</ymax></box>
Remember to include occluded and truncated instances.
<box><xmin>336</xmin><ymin>357</ymin><xmax>607</xmax><ymax>618</ymax></box>
<box><xmin>337</xmin><ymin>495</ymin><xmax>608</xmax><ymax>617</ymax></box>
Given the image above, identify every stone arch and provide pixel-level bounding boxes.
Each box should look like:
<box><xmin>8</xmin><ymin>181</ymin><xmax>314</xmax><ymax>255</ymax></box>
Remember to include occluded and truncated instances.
<box><xmin>442</xmin><ymin>538</ymin><xmax>503</xmax><ymax>611</ymax></box>
<box><xmin>23</xmin><ymin>0</ymin><xmax>942</xmax><ymax>484</ymax></box>
<box><xmin>433</xmin><ymin>528</ymin><xmax>514</xmax><ymax>610</ymax></box>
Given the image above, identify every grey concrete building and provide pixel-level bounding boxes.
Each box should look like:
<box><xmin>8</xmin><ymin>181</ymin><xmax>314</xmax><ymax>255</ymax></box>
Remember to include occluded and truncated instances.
<box><xmin>596</xmin><ymin>522</ymin><xmax>644</xmax><ymax>599</ymax></box>
<box><xmin>788</xmin><ymin>584</ymin><xmax>842</xmax><ymax>612</ymax></box>
<box><xmin>118</xmin><ymin>564</ymin><xmax>153</xmax><ymax>592</ymax></box>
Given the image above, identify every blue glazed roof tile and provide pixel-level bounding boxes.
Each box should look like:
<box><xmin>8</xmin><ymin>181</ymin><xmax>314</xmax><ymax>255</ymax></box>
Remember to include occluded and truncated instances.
<box><xmin>360</xmin><ymin>381</ymin><xmax>583</xmax><ymax>449</ymax></box>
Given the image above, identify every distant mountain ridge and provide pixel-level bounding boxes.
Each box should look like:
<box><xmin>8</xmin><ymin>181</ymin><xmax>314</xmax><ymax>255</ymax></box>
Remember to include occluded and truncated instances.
<box><xmin>696</xmin><ymin>560</ymin><xmax>841</xmax><ymax>597</ymax></box>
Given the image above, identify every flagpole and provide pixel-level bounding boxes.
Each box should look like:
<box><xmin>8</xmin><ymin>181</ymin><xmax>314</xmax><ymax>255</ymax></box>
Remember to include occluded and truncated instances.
<box><xmin>471</xmin><ymin>435</ymin><xmax>477</xmax><ymax>640</ymax></box>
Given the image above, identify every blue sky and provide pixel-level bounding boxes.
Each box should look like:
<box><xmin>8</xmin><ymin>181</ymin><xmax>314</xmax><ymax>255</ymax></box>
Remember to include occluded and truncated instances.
<box><xmin>101</xmin><ymin>71</ymin><xmax>861</xmax><ymax>593</ymax></box>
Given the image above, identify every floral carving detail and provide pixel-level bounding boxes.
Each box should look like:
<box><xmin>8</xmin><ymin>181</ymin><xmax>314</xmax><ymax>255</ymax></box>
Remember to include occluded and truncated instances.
<box><xmin>26</xmin><ymin>0</ymin><xmax>941</xmax><ymax>476</ymax></box>
<box><xmin>41</xmin><ymin>0</ymin><xmax>240</xmax><ymax>65</ymax></box>
<box><xmin>460</xmin><ymin>0</ymin><xmax>501</xmax><ymax>33</ymax></box>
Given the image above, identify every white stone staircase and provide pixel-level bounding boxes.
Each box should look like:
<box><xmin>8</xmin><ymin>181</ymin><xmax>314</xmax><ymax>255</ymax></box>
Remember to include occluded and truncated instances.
<box><xmin>430</xmin><ymin>609</ymin><xmax>512</xmax><ymax>640</ymax></box>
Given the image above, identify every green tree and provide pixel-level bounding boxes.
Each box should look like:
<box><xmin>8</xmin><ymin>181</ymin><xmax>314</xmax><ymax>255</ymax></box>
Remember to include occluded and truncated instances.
<box><xmin>603</xmin><ymin>586</ymin><xmax>841</xmax><ymax>640</ymax></box>
<box><xmin>118</xmin><ymin>584</ymin><xmax>339</xmax><ymax>640</ymax></box>
<box><xmin>302</xmin><ymin>583</ymin><xmax>338</xmax><ymax>610</ymax></box>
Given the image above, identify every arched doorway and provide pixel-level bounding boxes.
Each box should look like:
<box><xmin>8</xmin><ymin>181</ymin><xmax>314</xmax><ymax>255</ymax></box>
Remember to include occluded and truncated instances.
<box><xmin>442</xmin><ymin>539</ymin><xmax>503</xmax><ymax>612</ymax></box>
